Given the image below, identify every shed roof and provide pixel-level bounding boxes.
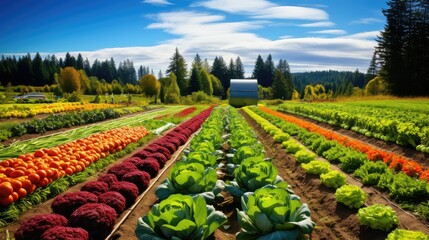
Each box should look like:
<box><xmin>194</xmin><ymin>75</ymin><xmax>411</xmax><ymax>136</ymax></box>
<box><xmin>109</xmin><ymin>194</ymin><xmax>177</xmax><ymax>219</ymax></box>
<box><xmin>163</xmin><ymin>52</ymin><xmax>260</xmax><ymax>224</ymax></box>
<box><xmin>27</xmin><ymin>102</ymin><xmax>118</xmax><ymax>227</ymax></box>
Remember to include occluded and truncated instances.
<box><xmin>230</xmin><ymin>79</ymin><xmax>258</xmax><ymax>92</ymax></box>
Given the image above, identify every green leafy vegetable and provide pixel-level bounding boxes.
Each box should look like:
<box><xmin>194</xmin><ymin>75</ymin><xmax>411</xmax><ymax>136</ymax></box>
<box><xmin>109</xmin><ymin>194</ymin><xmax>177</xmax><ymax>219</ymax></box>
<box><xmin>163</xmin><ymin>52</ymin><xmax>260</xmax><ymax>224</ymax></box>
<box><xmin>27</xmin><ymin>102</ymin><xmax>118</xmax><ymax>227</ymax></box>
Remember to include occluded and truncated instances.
<box><xmin>184</xmin><ymin>151</ymin><xmax>217</xmax><ymax>168</ymax></box>
<box><xmin>386</xmin><ymin>229</ymin><xmax>429</xmax><ymax>240</ymax></box>
<box><xmin>236</xmin><ymin>186</ymin><xmax>315</xmax><ymax>240</ymax></box>
<box><xmin>320</xmin><ymin>170</ymin><xmax>347</xmax><ymax>189</ymax></box>
<box><xmin>273</xmin><ymin>132</ymin><xmax>290</xmax><ymax>143</ymax></box>
<box><xmin>294</xmin><ymin>149</ymin><xmax>316</xmax><ymax>163</ymax></box>
<box><xmin>301</xmin><ymin>160</ymin><xmax>331</xmax><ymax>175</ymax></box>
<box><xmin>334</xmin><ymin>185</ymin><xmax>367</xmax><ymax>209</ymax></box>
<box><xmin>357</xmin><ymin>204</ymin><xmax>398</xmax><ymax>231</ymax></box>
<box><xmin>225</xmin><ymin>157</ymin><xmax>288</xmax><ymax>197</ymax></box>
<box><xmin>232</xmin><ymin>146</ymin><xmax>264</xmax><ymax>165</ymax></box>
<box><xmin>135</xmin><ymin>194</ymin><xmax>227</xmax><ymax>240</ymax></box>
<box><xmin>155</xmin><ymin>161</ymin><xmax>221</xmax><ymax>202</ymax></box>
<box><xmin>282</xmin><ymin>140</ymin><xmax>303</xmax><ymax>154</ymax></box>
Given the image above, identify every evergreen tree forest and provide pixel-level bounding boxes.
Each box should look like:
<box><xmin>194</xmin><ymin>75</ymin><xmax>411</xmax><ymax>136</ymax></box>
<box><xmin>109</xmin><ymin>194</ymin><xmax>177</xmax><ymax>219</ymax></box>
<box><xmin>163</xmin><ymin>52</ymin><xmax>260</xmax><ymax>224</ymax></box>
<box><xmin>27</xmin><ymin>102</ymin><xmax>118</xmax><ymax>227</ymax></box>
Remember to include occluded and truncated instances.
<box><xmin>292</xmin><ymin>70</ymin><xmax>365</xmax><ymax>97</ymax></box>
<box><xmin>376</xmin><ymin>0</ymin><xmax>429</xmax><ymax>96</ymax></box>
<box><xmin>1</xmin><ymin>49</ymin><xmax>374</xmax><ymax>100</ymax></box>
<box><xmin>0</xmin><ymin>52</ymin><xmax>139</xmax><ymax>87</ymax></box>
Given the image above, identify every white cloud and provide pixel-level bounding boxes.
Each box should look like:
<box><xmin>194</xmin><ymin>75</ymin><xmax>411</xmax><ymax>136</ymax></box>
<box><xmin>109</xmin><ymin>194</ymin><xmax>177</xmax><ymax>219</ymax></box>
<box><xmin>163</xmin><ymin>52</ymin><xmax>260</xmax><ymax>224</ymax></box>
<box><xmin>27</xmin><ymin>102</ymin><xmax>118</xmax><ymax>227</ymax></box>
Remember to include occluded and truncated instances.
<box><xmin>27</xmin><ymin>11</ymin><xmax>376</xmax><ymax>75</ymax></box>
<box><xmin>298</xmin><ymin>21</ymin><xmax>335</xmax><ymax>27</ymax></box>
<box><xmin>142</xmin><ymin>0</ymin><xmax>172</xmax><ymax>6</ymax></box>
<box><xmin>351</xmin><ymin>18</ymin><xmax>384</xmax><ymax>24</ymax></box>
<box><xmin>193</xmin><ymin>0</ymin><xmax>274</xmax><ymax>13</ymax></box>
<box><xmin>309</xmin><ymin>29</ymin><xmax>347</xmax><ymax>35</ymax></box>
<box><xmin>253</xmin><ymin>6</ymin><xmax>328</xmax><ymax>20</ymax></box>
<box><xmin>344</xmin><ymin>31</ymin><xmax>381</xmax><ymax>39</ymax></box>
<box><xmin>194</xmin><ymin>0</ymin><xmax>328</xmax><ymax>20</ymax></box>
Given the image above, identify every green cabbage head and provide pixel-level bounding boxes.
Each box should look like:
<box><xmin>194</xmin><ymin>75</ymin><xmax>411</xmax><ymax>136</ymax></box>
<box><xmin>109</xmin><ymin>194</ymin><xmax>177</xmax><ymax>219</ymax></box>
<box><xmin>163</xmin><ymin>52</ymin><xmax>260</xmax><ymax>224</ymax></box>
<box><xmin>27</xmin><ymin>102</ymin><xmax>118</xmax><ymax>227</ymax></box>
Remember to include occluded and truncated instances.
<box><xmin>155</xmin><ymin>161</ymin><xmax>221</xmax><ymax>202</ymax></box>
<box><xmin>135</xmin><ymin>194</ymin><xmax>227</xmax><ymax>240</ymax></box>
<box><xmin>225</xmin><ymin>157</ymin><xmax>288</xmax><ymax>197</ymax></box>
<box><xmin>237</xmin><ymin>186</ymin><xmax>315</xmax><ymax>240</ymax></box>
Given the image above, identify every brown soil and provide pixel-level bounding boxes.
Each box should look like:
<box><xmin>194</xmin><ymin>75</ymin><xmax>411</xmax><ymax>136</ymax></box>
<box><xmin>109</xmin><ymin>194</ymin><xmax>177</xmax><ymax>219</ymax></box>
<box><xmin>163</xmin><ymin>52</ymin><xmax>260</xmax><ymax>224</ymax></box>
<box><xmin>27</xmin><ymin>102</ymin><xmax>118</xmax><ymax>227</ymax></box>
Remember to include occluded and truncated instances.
<box><xmin>240</xmin><ymin>109</ymin><xmax>429</xmax><ymax>239</ymax></box>
<box><xmin>0</xmin><ymin>108</ymin><xmax>163</xmax><ymax>147</ymax></box>
<box><xmin>278</xmin><ymin>110</ymin><xmax>429</xmax><ymax>166</ymax></box>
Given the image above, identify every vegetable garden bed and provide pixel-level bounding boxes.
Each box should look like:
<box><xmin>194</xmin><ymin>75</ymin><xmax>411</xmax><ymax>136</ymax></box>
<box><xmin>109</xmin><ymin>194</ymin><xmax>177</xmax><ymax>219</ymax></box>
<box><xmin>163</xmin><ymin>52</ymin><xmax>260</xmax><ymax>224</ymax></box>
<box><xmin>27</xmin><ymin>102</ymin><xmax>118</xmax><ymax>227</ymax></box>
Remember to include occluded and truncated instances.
<box><xmin>240</xmin><ymin>107</ymin><xmax>429</xmax><ymax>239</ymax></box>
<box><xmin>0</xmin><ymin>106</ymin><xmax>214</xmax><ymax>240</ymax></box>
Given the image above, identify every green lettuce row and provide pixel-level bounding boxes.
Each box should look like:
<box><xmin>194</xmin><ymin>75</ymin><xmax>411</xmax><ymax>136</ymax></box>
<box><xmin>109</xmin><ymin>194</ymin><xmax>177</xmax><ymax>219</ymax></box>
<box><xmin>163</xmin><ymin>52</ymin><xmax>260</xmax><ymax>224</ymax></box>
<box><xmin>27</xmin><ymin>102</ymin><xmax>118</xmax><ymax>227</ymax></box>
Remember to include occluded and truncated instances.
<box><xmin>249</xmin><ymin>107</ymin><xmax>429</xmax><ymax>209</ymax></box>
<box><xmin>278</xmin><ymin>101</ymin><xmax>427</xmax><ymax>150</ymax></box>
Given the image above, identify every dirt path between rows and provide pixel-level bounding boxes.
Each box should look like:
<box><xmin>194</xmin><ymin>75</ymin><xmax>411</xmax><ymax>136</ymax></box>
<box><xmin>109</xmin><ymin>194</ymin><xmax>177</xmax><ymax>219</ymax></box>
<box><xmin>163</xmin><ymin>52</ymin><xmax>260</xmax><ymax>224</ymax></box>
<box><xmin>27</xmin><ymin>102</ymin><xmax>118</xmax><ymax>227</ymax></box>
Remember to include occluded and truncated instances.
<box><xmin>240</xmin><ymin>109</ymin><xmax>429</xmax><ymax>240</ymax></box>
<box><xmin>277</xmin><ymin>110</ymin><xmax>429</xmax><ymax>166</ymax></box>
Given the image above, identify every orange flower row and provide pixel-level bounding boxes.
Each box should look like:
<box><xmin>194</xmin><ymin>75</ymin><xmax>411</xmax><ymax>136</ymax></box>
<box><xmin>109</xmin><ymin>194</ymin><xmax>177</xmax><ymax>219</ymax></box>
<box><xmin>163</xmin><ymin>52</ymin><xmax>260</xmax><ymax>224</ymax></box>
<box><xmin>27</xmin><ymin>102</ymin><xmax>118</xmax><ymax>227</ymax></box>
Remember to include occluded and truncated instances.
<box><xmin>259</xmin><ymin>106</ymin><xmax>428</xmax><ymax>181</ymax></box>
<box><xmin>0</xmin><ymin>126</ymin><xmax>150</xmax><ymax>206</ymax></box>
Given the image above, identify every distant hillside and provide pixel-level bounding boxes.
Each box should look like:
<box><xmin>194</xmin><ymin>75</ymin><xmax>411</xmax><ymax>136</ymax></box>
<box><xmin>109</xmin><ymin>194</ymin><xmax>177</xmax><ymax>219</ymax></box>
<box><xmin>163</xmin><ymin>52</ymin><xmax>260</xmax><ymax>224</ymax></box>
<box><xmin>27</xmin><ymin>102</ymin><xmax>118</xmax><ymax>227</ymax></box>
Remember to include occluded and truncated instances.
<box><xmin>292</xmin><ymin>70</ymin><xmax>366</xmax><ymax>96</ymax></box>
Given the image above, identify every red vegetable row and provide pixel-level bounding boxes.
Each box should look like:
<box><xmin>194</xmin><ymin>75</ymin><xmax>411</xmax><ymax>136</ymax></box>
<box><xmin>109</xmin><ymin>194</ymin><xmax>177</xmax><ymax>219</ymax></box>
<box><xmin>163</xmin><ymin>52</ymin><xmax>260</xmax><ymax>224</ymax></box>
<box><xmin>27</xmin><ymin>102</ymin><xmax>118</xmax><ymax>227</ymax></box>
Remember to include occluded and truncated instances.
<box><xmin>14</xmin><ymin>106</ymin><xmax>214</xmax><ymax>240</ymax></box>
<box><xmin>173</xmin><ymin>106</ymin><xmax>197</xmax><ymax>117</ymax></box>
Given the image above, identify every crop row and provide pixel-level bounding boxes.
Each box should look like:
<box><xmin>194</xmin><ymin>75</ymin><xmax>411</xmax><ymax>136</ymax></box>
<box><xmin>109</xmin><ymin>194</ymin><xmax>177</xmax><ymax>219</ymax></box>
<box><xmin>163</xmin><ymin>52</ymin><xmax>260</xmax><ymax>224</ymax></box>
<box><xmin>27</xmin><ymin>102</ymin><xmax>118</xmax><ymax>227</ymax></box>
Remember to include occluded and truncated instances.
<box><xmin>2</xmin><ymin>106</ymin><xmax>150</xmax><ymax>140</ymax></box>
<box><xmin>244</xmin><ymin>106</ymin><xmax>429</xmax><ymax>237</ymax></box>
<box><xmin>250</xmin><ymin>106</ymin><xmax>429</xmax><ymax>222</ymax></box>
<box><xmin>264</xmin><ymin>106</ymin><xmax>428</xmax><ymax>180</ymax></box>
<box><xmin>12</xmin><ymin>106</ymin><xmax>214</xmax><ymax>240</ymax></box>
<box><xmin>278</xmin><ymin>102</ymin><xmax>429</xmax><ymax>152</ymax></box>
<box><xmin>0</xmin><ymin>108</ymin><xmax>180</xmax><ymax>160</ymax></box>
<box><xmin>0</xmin><ymin>126</ymin><xmax>150</xmax><ymax>207</ymax></box>
<box><xmin>135</xmin><ymin>106</ymin><xmax>315</xmax><ymax>239</ymax></box>
<box><xmin>0</xmin><ymin>102</ymin><xmax>120</xmax><ymax>118</ymax></box>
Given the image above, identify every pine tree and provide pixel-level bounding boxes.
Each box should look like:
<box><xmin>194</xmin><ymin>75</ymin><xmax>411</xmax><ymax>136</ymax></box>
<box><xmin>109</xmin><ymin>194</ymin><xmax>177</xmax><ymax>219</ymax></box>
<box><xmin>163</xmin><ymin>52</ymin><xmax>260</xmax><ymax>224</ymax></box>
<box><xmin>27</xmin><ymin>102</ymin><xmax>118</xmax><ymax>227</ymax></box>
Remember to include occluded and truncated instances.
<box><xmin>377</xmin><ymin>0</ymin><xmax>429</xmax><ymax>96</ymax></box>
<box><xmin>367</xmin><ymin>51</ymin><xmax>379</xmax><ymax>76</ymax></box>
<box><xmin>272</xmin><ymin>69</ymin><xmax>287</xmax><ymax>99</ymax></box>
<box><xmin>235</xmin><ymin>56</ymin><xmax>245</xmax><ymax>79</ymax></box>
<box><xmin>210</xmin><ymin>56</ymin><xmax>228</xmax><ymax>97</ymax></box>
<box><xmin>83</xmin><ymin>58</ymin><xmax>91</xmax><ymax>76</ymax></box>
<box><xmin>193</xmin><ymin>54</ymin><xmax>203</xmax><ymax>70</ymax></box>
<box><xmin>33</xmin><ymin>52</ymin><xmax>48</xmax><ymax>86</ymax></box>
<box><xmin>166</xmin><ymin>48</ymin><xmax>188</xmax><ymax>96</ymax></box>
<box><xmin>227</xmin><ymin>58</ymin><xmax>236</xmax><ymax>80</ymax></box>
<box><xmin>64</xmin><ymin>52</ymin><xmax>76</xmax><ymax>68</ymax></box>
<box><xmin>264</xmin><ymin>54</ymin><xmax>275</xmax><ymax>87</ymax></box>
<box><xmin>252</xmin><ymin>55</ymin><xmax>265</xmax><ymax>86</ymax></box>
<box><xmin>76</xmin><ymin>54</ymin><xmax>84</xmax><ymax>70</ymax></box>
<box><xmin>17</xmin><ymin>53</ymin><xmax>33</xmax><ymax>86</ymax></box>
<box><xmin>189</xmin><ymin>65</ymin><xmax>201</xmax><ymax>93</ymax></box>
<box><xmin>276</xmin><ymin>59</ymin><xmax>294</xmax><ymax>100</ymax></box>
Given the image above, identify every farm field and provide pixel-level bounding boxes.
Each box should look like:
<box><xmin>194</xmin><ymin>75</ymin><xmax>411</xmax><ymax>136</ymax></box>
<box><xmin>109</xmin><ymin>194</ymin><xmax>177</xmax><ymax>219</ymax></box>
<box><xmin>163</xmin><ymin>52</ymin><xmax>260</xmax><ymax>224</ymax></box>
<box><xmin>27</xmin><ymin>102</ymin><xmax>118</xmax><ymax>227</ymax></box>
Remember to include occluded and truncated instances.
<box><xmin>0</xmin><ymin>100</ymin><xmax>428</xmax><ymax>240</ymax></box>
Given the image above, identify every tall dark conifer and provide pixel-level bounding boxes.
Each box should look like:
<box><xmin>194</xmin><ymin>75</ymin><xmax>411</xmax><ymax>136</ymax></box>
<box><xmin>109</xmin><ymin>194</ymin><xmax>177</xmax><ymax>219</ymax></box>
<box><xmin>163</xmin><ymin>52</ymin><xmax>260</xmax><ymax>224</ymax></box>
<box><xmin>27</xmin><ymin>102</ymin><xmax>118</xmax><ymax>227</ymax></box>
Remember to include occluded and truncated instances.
<box><xmin>252</xmin><ymin>55</ymin><xmax>265</xmax><ymax>86</ymax></box>
<box><xmin>166</xmin><ymin>48</ymin><xmax>188</xmax><ymax>96</ymax></box>
<box><xmin>235</xmin><ymin>56</ymin><xmax>245</xmax><ymax>79</ymax></box>
<box><xmin>210</xmin><ymin>56</ymin><xmax>228</xmax><ymax>97</ymax></box>
<box><xmin>377</xmin><ymin>0</ymin><xmax>429</xmax><ymax>96</ymax></box>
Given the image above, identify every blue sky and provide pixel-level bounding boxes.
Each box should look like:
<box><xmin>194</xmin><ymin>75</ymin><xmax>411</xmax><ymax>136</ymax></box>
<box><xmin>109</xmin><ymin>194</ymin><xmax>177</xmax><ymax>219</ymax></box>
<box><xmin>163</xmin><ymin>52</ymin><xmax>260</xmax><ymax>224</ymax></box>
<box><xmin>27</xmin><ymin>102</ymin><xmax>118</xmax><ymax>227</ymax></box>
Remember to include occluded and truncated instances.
<box><xmin>0</xmin><ymin>0</ymin><xmax>387</xmax><ymax>74</ymax></box>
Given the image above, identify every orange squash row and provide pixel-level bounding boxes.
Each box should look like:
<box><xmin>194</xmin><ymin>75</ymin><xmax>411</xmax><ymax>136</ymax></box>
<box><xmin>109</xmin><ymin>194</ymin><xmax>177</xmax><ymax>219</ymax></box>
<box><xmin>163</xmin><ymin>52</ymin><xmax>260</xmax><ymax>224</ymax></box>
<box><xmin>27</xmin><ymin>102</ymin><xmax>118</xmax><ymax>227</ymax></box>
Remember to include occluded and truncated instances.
<box><xmin>0</xmin><ymin>126</ymin><xmax>150</xmax><ymax>206</ymax></box>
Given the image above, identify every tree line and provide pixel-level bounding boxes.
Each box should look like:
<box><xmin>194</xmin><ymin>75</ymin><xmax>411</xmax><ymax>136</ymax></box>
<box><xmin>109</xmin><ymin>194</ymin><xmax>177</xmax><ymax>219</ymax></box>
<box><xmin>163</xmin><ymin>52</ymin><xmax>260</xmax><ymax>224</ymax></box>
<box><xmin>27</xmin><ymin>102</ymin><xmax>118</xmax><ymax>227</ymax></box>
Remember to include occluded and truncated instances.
<box><xmin>1</xmin><ymin>48</ymin><xmax>378</xmax><ymax>101</ymax></box>
<box><xmin>375</xmin><ymin>0</ymin><xmax>428</xmax><ymax>96</ymax></box>
<box><xmin>0</xmin><ymin>52</ymin><xmax>139</xmax><ymax>87</ymax></box>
